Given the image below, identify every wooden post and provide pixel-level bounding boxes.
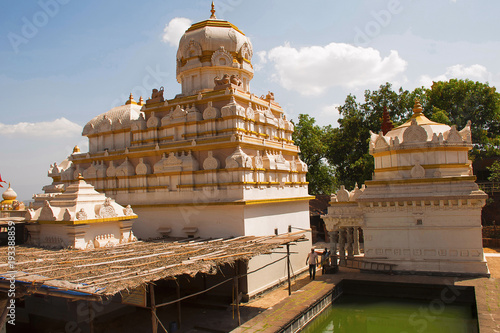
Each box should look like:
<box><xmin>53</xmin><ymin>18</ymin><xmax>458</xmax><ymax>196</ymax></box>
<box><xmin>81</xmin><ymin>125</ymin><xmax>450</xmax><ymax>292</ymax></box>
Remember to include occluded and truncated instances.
<box><xmin>175</xmin><ymin>278</ymin><xmax>181</xmax><ymax>327</ymax></box>
<box><xmin>150</xmin><ymin>284</ymin><xmax>157</xmax><ymax>333</ymax></box>
<box><xmin>234</xmin><ymin>262</ymin><xmax>241</xmax><ymax>326</ymax></box>
<box><xmin>287</xmin><ymin>225</ymin><xmax>292</xmax><ymax>296</ymax></box>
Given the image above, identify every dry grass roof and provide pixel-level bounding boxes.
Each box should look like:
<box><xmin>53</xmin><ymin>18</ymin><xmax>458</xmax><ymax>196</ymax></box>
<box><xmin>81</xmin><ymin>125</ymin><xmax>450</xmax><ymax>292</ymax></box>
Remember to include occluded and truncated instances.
<box><xmin>0</xmin><ymin>233</ymin><xmax>304</xmax><ymax>299</ymax></box>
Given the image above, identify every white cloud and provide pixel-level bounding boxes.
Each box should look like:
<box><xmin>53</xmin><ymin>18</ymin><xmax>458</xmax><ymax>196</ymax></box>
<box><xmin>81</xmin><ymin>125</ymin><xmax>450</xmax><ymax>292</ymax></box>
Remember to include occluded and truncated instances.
<box><xmin>265</xmin><ymin>42</ymin><xmax>407</xmax><ymax>96</ymax></box>
<box><xmin>419</xmin><ymin>64</ymin><xmax>492</xmax><ymax>87</ymax></box>
<box><xmin>321</xmin><ymin>104</ymin><xmax>340</xmax><ymax>117</ymax></box>
<box><xmin>162</xmin><ymin>17</ymin><xmax>192</xmax><ymax>47</ymax></box>
<box><xmin>0</xmin><ymin>118</ymin><xmax>82</xmax><ymax>138</ymax></box>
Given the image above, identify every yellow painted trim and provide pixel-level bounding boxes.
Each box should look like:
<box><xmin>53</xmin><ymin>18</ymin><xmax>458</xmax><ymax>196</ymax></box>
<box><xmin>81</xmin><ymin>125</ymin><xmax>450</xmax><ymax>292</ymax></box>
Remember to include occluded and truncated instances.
<box><xmin>374</xmin><ymin>163</ymin><xmax>471</xmax><ymax>173</ymax></box>
<box><xmin>366</xmin><ymin>176</ymin><xmax>477</xmax><ymax>186</ymax></box>
<box><xmin>131</xmin><ymin>196</ymin><xmax>313</xmax><ymax>208</ymax></box>
<box><xmin>186</xmin><ymin>20</ymin><xmax>245</xmax><ymax>35</ymax></box>
<box><xmin>372</xmin><ymin>146</ymin><xmax>470</xmax><ymax>157</ymax></box>
<box><xmin>36</xmin><ymin>215</ymin><xmax>138</xmax><ymax>225</ymax></box>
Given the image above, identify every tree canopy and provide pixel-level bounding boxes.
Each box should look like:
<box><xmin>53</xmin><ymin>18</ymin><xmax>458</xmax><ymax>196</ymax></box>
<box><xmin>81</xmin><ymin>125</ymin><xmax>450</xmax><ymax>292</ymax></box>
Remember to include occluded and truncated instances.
<box><xmin>293</xmin><ymin>79</ymin><xmax>500</xmax><ymax>195</ymax></box>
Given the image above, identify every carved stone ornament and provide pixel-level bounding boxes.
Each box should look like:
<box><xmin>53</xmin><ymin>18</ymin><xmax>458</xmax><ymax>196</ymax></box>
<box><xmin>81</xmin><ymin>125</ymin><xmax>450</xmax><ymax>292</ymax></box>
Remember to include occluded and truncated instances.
<box><xmin>63</xmin><ymin>208</ymin><xmax>72</xmax><ymax>221</ymax></box>
<box><xmin>336</xmin><ymin>186</ymin><xmax>350</xmax><ymax>202</ymax></box>
<box><xmin>99</xmin><ymin>197</ymin><xmax>117</xmax><ymax>218</ymax></box>
<box><xmin>183</xmin><ymin>39</ymin><xmax>202</xmax><ymax>59</ymax></box>
<box><xmin>410</xmin><ymin>162</ymin><xmax>426</xmax><ymax>179</ymax></box>
<box><xmin>211</xmin><ymin>46</ymin><xmax>233</xmax><ymax>67</ymax></box>
<box><xmin>76</xmin><ymin>208</ymin><xmax>88</xmax><ymax>221</ymax></box>
<box><xmin>39</xmin><ymin>200</ymin><xmax>56</xmax><ymax>221</ymax></box>
<box><xmin>254</xmin><ymin>151</ymin><xmax>264</xmax><ymax>169</ymax></box>
<box><xmin>136</xmin><ymin>158</ymin><xmax>151</xmax><ymax>175</ymax></box>
<box><xmin>446</xmin><ymin>125</ymin><xmax>464</xmax><ymax>143</ymax></box>
<box><xmin>403</xmin><ymin>119</ymin><xmax>428</xmax><ymax>143</ymax></box>
<box><xmin>147</xmin><ymin>112</ymin><xmax>160</xmax><ymax>128</ymax></box>
<box><xmin>123</xmin><ymin>205</ymin><xmax>134</xmax><ymax>216</ymax></box>
<box><xmin>203</xmin><ymin>101</ymin><xmax>220</xmax><ymax>120</ymax></box>
<box><xmin>203</xmin><ymin>151</ymin><xmax>220</xmax><ymax>170</ymax></box>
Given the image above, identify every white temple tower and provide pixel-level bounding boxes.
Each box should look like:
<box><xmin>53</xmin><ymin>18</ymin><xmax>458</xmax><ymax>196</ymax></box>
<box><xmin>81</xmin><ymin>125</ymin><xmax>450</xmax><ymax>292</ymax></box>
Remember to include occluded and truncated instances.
<box><xmin>323</xmin><ymin>100</ymin><xmax>489</xmax><ymax>276</ymax></box>
<box><xmin>40</xmin><ymin>5</ymin><xmax>313</xmax><ymax>297</ymax></box>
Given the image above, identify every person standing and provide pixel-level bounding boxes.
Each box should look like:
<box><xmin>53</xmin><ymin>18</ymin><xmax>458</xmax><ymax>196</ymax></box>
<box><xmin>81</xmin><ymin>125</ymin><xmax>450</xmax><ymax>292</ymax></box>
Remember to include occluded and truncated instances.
<box><xmin>306</xmin><ymin>248</ymin><xmax>319</xmax><ymax>280</ymax></box>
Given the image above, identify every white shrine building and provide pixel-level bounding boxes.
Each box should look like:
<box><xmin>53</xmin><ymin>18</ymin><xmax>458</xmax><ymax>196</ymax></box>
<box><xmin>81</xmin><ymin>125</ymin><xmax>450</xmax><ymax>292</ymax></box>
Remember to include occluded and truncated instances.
<box><xmin>37</xmin><ymin>6</ymin><xmax>312</xmax><ymax>297</ymax></box>
<box><xmin>322</xmin><ymin>101</ymin><xmax>489</xmax><ymax>276</ymax></box>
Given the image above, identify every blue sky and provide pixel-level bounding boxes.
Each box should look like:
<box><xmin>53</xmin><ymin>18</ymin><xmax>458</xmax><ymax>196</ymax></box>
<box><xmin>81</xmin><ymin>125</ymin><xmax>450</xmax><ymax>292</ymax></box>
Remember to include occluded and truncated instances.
<box><xmin>1</xmin><ymin>0</ymin><xmax>500</xmax><ymax>201</ymax></box>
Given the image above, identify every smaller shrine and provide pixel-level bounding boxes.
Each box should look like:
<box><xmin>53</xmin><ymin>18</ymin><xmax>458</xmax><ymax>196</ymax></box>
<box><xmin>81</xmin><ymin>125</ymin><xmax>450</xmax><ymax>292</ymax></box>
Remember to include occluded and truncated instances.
<box><xmin>322</xmin><ymin>100</ymin><xmax>489</xmax><ymax>276</ymax></box>
<box><xmin>1</xmin><ymin>183</ymin><xmax>25</xmax><ymax>213</ymax></box>
<box><xmin>26</xmin><ymin>174</ymin><xmax>138</xmax><ymax>249</ymax></box>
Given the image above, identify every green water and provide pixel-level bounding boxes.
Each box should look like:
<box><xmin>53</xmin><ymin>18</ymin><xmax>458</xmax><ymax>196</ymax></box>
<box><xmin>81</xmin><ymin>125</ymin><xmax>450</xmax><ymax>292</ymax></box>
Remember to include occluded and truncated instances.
<box><xmin>302</xmin><ymin>295</ymin><xmax>478</xmax><ymax>333</ymax></box>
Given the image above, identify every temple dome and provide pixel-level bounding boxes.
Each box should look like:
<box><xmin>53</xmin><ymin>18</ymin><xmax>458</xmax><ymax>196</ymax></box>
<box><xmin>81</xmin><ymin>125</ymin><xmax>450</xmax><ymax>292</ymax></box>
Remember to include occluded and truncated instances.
<box><xmin>82</xmin><ymin>102</ymin><xmax>143</xmax><ymax>136</ymax></box>
<box><xmin>384</xmin><ymin>100</ymin><xmax>451</xmax><ymax>142</ymax></box>
<box><xmin>176</xmin><ymin>3</ymin><xmax>254</xmax><ymax>96</ymax></box>
<box><xmin>2</xmin><ymin>184</ymin><xmax>17</xmax><ymax>206</ymax></box>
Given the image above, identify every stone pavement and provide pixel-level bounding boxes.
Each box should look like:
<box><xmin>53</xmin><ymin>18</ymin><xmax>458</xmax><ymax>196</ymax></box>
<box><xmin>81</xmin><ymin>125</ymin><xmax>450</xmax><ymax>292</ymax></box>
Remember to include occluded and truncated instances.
<box><xmin>233</xmin><ymin>256</ymin><xmax>500</xmax><ymax>333</ymax></box>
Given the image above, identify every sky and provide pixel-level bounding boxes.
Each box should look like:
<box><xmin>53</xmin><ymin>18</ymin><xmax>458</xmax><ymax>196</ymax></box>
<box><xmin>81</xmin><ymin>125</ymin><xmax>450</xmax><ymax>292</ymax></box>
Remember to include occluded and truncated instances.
<box><xmin>1</xmin><ymin>0</ymin><xmax>500</xmax><ymax>201</ymax></box>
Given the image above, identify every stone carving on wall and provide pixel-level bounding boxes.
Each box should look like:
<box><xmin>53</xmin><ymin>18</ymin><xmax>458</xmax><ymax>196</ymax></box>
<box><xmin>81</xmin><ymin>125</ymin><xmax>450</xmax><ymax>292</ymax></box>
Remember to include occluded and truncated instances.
<box><xmin>172</xmin><ymin>105</ymin><xmax>187</xmax><ymax>120</ymax></box>
<box><xmin>76</xmin><ymin>208</ymin><xmax>88</xmax><ymax>220</ymax></box>
<box><xmin>131</xmin><ymin>113</ymin><xmax>147</xmax><ymax>131</ymax></box>
<box><xmin>246</xmin><ymin>103</ymin><xmax>255</xmax><ymax>120</ymax></box>
<box><xmin>112</xmin><ymin>119</ymin><xmax>123</xmax><ymax>131</ymax></box>
<box><xmin>83</xmin><ymin>162</ymin><xmax>97</xmax><ymax>179</ymax></box>
<box><xmin>187</xmin><ymin>104</ymin><xmax>203</xmax><ymax>122</ymax></box>
<box><xmin>214</xmin><ymin>74</ymin><xmax>230</xmax><ymax>86</ymax></box>
<box><xmin>221</xmin><ymin>96</ymin><xmax>245</xmax><ymax>117</ymax></box>
<box><xmin>226</xmin><ymin>146</ymin><xmax>252</xmax><ymax>169</ymax></box>
<box><xmin>446</xmin><ymin>125</ymin><xmax>464</xmax><ymax>143</ymax></box>
<box><xmin>403</xmin><ymin>119</ymin><xmax>427</xmax><ymax>143</ymax></box>
<box><xmin>123</xmin><ymin>205</ymin><xmax>134</xmax><ymax>216</ymax></box>
<box><xmin>336</xmin><ymin>186</ymin><xmax>350</xmax><ymax>202</ymax></box>
<box><xmin>99</xmin><ymin>197</ymin><xmax>118</xmax><ymax>218</ymax></box>
<box><xmin>106</xmin><ymin>161</ymin><xmax>116</xmax><ymax>177</ymax></box>
<box><xmin>410</xmin><ymin>162</ymin><xmax>426</xmax><ymax>178</ymax></box>
<box><xmin>459</xmin><ymin>120</ymin><xmax>472</xmax><ymax>143</ymax></box>
<box><xmin>183</xmin><ymin>39</ymin><xmax>202</xmax><ymax>58</ymax></box>
<box><xmin>98</xmin><ymin>115</ymin><xmax>112</xmax><ymax>132</ymax></box>
<box><xmin>254</xmin><ymin>151</ymin><xmax>264</xmax><ymax>169</ymax></box>
<box><xmin>39</xmin><ymin>201</ymin><xmax>56</xmax><ymax>221</ymax></box>
<box><xmin>230</xmin><ymin>74</ymin><xmax>242</xmax><ymax>86</ymax></box>
<box><xmin>147</xmin><ymin>112</ymin><xmax>160</xmax><ymax>128</ymax></box>
<box><xmin>203</xmin><ymin>151</ymin><xmax>220</xmax><ymax>170</ymax></box>
<box><xmin>203</xmin><ymin>101</ymin><xmax>220</xmax><ymax>120</ymax></box>
<box><xmin>116</xmin><ymin>158</ymin><xmax>135</xmax><ymax>177</ymax></box>
<box><xmin>63</xmin><ymin>208</ymin><xmax>72</xmax><ymax>221</ymax></box>
<box><xmin>147</xmin><ymin>87</ymin><xmax>164</xmax><ymax>104</ymax></box>
<box><xmin>96</xmin><ymin>161</ymin><xmax>107</xmax><ymax>178</ymax></box>
<box><xmin>211</xmin><ymin>46</ymin><xmax>233</xmax><ymax>67</ymax></box>
<box><xmin>136</xmin><ymin>158</ymin><xmax>151</xmax><ymax>175</ymax></box>
<box><xmin>374</xmin><ymin>133</ymin><xmax>390</xmax><ymax>149</ymax></box>
<box><xmin>239</xmin><ymin>42</ymin><xmax>253</xmax><ymax>60</ymax></box>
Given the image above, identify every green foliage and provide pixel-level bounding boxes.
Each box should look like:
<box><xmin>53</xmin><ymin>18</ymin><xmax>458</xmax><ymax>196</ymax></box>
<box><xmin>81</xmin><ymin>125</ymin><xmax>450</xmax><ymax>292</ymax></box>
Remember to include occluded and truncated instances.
<box><xmin>487</xmin><ymin>160</ymin><xmax>500</xmax><ymax>182</ymax></box>
<box><xmin>430</xmin><ymin>107</ymin><xmax>451</xmax><ymax>125</ymax></box>
<box><xmin>427</xmin><ymin>79</ymin><xmax>500</xmax><ymax>158</ymax></box>
<box><xmin>292</xmin><ymin>114</ymin><xmax>336</xmax><ymax>195</ymax></box>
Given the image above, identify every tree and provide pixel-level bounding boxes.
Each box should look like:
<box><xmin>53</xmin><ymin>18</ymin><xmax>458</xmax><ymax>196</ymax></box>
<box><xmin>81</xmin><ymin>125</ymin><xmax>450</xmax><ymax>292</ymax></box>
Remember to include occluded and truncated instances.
<box><xmin>488</xmin><ymin>160</ymin><xmax>500</xmax><ymax>182</ymax></box>
<box><xmin>292</xmin><ymin>114</ymin><xmax>336</xmax><ymax>195</ymax></box>
<box><xmin>427</xmin><ymin>79</ymin><xmax>500</xmax><ymax>158</ymax></box>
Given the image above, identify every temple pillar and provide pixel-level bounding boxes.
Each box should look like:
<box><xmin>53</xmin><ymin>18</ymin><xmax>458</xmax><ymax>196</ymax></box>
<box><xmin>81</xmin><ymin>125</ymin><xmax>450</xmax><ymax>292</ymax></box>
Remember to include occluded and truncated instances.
<box><xmin>329</xmin><ymin>230</ymin><xmax>338</xmax><ymax>266</ymax></box>
<box><xmin>338</xmin><ymin>228</ymin><xmax>346</xmax><ymax>266</ymax></box>
<box><xmin>346</xmin><ymin>227</ymin><xmax>354</xmax><ymax>260</ymax></box>
<box><xmin>353</xmin><ymin>227</ymin><xmax>360</xmax><ymax>255</ymax></box>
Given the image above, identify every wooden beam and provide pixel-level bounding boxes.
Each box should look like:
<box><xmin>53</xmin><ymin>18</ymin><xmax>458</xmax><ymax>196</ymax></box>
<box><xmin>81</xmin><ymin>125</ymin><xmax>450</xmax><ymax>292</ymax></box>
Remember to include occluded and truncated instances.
<box><xmin>150</xmin><ymin>284</ymin><xmax>157</xmax><ymax>333</ymax></box>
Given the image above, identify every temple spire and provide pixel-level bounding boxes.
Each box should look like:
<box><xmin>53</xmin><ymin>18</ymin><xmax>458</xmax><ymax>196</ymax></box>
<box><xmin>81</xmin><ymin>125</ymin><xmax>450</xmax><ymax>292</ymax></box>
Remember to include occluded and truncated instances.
<box><xmin>210</xmin><ymin>1</ymin><xmax>216</xmax><ymax>19</ymax></box>
<box><xmin>381</xmin><ymin>105</ymin><xmax>394</xmax><ymax>135</ymax></box>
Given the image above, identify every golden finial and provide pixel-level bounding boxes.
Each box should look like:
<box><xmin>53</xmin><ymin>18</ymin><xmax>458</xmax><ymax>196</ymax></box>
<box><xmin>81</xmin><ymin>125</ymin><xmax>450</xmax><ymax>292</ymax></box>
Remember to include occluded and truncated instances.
<box><xmin>125</xmin><ymin>93</ymin><xmax>137</xmax><ymax>105</ymax></box>
<box><xmin>73</xmin><ymin>145</ymin><xmax>81</xmax><ymax>154</ymax></box>
<box><xmin>77</xmin><ymin>173</ymin><xmax>84</xmax><ymax>181</ymax></box>
<box><xmin>413</xmin><ymin>99</ymin><xmax>423</xmax><ymax>115</ymax></box>
<box><xmin>210</xmin><ymin>1</ymin><xmax>216</xmax><ymax>19</ymax></box>
<box><xmin>139</xmin><ymin>96</ymin><xmax>144</xmax><ymax>106</ymax></box>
